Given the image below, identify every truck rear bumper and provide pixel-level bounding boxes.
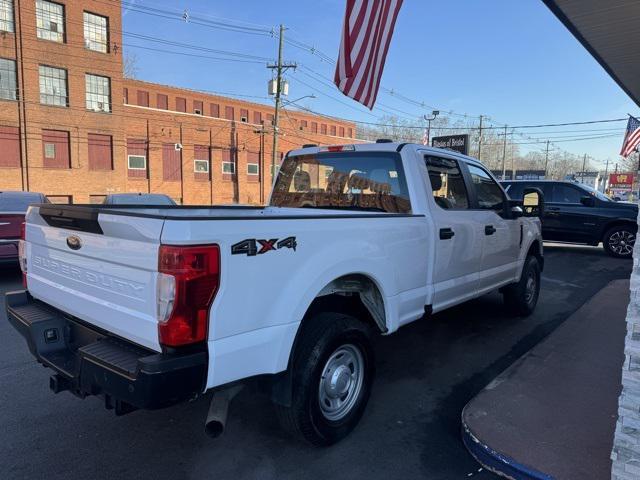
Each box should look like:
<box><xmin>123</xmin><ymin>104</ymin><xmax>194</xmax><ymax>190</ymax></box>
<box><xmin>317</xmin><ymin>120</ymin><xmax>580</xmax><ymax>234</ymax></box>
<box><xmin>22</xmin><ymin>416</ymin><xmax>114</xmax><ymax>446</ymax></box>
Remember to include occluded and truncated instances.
<box><xmin>5</xmin><ymin>290</ymin><xmax>207</xmax><ymax>413</ymax></box>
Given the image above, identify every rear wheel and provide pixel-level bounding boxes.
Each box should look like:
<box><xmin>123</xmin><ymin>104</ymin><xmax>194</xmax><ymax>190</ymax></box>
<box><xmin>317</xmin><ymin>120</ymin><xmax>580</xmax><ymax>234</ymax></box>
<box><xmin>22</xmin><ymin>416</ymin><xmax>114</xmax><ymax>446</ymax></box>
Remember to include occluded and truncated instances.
<box><xmin>603</xmin><ymin>225</ymin><xmax>635</xmax><ymax>258</ymax></box>
<box><xmin>503</xmin><ymin>255</ymin><xmax>540</xmax><ymax>316</ymax></box>
<box><xmin>275</xmin><ymin>312</ymin><xmax>374</xmax><ymax>446</ymax></box>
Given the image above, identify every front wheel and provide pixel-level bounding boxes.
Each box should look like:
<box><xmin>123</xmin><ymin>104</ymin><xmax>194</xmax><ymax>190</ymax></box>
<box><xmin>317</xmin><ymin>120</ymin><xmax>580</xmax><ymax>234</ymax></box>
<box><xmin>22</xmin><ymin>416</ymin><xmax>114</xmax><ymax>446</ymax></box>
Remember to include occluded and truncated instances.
<box><xmin>603</xmin><ymin>225</ymin><xmax>636</xmax><ymax>258</ymax></box>
<box><xmin>275</xmin><ymin>312</ymin><xmax>375</xmax><ymax>446</ymax></box>
<box><xmin>503</xmin><ymin>255</ymin><xmax>540</xmax><ymax>316</ymax></box>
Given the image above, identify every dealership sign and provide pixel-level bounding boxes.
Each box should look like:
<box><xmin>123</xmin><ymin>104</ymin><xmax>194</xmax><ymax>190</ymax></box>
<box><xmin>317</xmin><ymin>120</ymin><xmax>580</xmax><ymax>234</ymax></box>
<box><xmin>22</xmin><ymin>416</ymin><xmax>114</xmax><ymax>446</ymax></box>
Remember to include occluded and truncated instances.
<box><xmin>609</xmin><ymin>173</ymin><xmax>634</xmax><ymax>188</ymax></box>
<box><xmin>432</xmin><ymin>134</ymin><xmax>469</xmax><ymax>155</ymax></box>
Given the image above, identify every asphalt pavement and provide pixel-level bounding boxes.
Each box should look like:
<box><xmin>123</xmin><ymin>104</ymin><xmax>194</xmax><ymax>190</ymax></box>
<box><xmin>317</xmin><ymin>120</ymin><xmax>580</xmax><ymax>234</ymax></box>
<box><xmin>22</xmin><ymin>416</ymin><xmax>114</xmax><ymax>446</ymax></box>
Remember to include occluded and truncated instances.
<box><xmin>0</xmin><ymin>243</ymin><xmax>632</xmax><ymax>480</ymax></box>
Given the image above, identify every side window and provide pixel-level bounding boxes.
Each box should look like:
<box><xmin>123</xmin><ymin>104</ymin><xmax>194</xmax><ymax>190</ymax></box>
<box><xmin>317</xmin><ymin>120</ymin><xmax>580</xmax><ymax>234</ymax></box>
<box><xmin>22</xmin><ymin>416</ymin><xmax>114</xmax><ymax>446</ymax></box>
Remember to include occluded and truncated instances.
<box><xmin>425</xmin><ymin>156</ymin><xmax>469</xmax><ymax>210</ymax></box>
<box><xmin>467</xmin><ymin>164</ymin><xmax>505</xmax><ymax>212</ymax></box>
<box><xmin>551</xmin><ymin>184</ymin><xmax>582</xmax><ymax>204</ymax></box>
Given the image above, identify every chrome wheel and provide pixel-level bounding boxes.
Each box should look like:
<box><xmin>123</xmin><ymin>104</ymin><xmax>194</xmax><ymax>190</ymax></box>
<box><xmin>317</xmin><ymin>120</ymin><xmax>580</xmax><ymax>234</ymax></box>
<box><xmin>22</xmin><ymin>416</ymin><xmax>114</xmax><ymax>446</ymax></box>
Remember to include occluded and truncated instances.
<box><xmin>609</xmin><ymin>230</ymin><xmax>635</xmax><ymax>257</ymax></box>
<box><xmin>524</xmin><ymin>271</ymin><xmax>537</xmax><ymax>305</ymax></box>
<box><xmin>318</xmin><ymin>344</ymin><xmax>364</xmax><ymax>422</ymax></box>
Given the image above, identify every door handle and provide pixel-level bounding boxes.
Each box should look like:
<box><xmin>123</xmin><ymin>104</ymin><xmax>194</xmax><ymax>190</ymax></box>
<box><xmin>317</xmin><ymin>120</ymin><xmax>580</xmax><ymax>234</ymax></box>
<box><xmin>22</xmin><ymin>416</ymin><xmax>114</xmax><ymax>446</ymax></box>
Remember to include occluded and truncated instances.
<box><xmin>547</xmin><ymin>206</ymin><xmax>561</xmax><ymax>211</ymax></box>
<box><xmin>485</xmin><ymin>225</ymin><xmax>496</xmax><ymax>235</ymax></box>
<box><xmin>439</xmin><ymin>228</ymin><xmax>455</xmax><ymax>240</ymax></box>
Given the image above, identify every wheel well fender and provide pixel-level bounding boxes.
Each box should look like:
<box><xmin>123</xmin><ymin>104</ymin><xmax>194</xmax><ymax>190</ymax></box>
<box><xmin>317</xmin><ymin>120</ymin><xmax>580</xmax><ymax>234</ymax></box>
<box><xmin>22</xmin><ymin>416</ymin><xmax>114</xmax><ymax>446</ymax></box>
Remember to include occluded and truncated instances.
<box><xmin>271</xmin><ymin>273</ymin><xmax>386</xmax><ymax>407</ymax></box>
<box><xmin>526</xmin><ymin>239</ymin><xmax>544</xmax><ymax>272</ymax></box>
<box><xmin>600</xmin><ymin>219</ymin><xmax>638</xmax><ymax>241</ymax></box>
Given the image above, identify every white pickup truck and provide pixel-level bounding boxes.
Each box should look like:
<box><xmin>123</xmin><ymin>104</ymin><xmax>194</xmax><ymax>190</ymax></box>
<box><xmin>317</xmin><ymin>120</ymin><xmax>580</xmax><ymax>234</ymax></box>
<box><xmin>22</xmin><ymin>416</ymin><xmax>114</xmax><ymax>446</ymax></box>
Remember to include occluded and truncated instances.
<box><xmin>6</xmin><ymin>141</ymin><xmax>544</xmax><ymax>446</ymax></box>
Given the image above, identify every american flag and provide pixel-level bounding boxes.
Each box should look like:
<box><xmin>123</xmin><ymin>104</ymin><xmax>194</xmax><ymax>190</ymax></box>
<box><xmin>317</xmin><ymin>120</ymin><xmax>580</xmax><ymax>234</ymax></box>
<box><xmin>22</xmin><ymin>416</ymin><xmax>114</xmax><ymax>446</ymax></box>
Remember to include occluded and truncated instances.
<box><xmin>422</xmin><ymin>128</ymin><xmax>429</xmax><ymax>145</ymax></box>
<box><xmin>334</xmin><ymin>0</ymin><xmax>404</xmax><ymax>109</ymax></box>
<box><xmin>620</xmin><ymin>115</ymin><xmax>640</xmax><ymax>158</ymax></box>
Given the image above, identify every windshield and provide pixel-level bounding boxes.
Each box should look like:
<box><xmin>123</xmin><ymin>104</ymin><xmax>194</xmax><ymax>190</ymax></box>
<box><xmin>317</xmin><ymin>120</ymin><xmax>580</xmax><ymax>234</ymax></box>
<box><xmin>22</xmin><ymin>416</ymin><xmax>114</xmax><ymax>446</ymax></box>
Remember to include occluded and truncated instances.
<box><xmin>270</xmin><ymin>152</ymin><xmax>411</xmax><ymax>213</ymax></box>
<box><xmin>108</xmin><ymin>194</ymin><xmax>176</xmax><ymax>205</ymax></box>
<box><xmin>580</xmin><ymin>184</ymin><xmax>611</xmax><ymax>202</ymax></box>
<box><xmin>0</xmin><ymin>193</ymin><xmax>45</xmax><ymax>212</ymax></box>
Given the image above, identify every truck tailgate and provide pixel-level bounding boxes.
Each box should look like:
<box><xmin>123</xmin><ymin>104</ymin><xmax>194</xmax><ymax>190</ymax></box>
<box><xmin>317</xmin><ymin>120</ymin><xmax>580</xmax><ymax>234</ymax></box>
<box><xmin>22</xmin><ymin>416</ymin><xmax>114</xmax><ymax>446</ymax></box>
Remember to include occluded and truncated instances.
<box><xmin>25</xmin><ymin>207</ymin><xmax>164</xmax><ymax>351</ymax></box>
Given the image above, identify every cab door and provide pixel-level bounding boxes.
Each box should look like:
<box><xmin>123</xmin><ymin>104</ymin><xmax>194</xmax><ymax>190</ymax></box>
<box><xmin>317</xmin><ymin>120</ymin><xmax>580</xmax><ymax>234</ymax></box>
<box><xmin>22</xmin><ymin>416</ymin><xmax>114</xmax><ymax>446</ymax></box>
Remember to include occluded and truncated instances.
<box><xmin>424</xmin><ymin>155</ymin><xmax>483</xmax><ymax>311</ymax></box>
<box><xmin>464</xmin><ymin>164</ymin><xmax>521</xmax><ymax>292</ymax></box>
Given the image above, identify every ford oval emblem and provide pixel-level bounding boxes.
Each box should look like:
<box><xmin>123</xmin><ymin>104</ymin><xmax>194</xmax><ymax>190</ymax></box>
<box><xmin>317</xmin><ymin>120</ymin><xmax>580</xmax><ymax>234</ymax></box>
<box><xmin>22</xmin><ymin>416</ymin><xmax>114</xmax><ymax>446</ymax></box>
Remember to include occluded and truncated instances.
<box><xmin>66</xmin><ymin>235</ymin><xmax>82</xmax><ymax>250</ymax></box>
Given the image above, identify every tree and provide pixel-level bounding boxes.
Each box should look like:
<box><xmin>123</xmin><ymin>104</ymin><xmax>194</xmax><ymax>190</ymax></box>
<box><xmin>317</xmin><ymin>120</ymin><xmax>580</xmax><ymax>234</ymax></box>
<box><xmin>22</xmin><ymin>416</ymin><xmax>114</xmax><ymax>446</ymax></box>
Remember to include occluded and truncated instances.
<box><xmin>123</xmin><ymin>52</ymin><xmax>140</xmax><ymax>79</ymax></box>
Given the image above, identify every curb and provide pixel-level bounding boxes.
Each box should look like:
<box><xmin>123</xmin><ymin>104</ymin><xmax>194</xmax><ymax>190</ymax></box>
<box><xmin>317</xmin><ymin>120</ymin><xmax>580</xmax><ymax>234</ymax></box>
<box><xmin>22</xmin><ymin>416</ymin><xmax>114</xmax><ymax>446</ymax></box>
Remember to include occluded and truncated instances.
<box><xmin>461</xmin><ymin>407</ymin><xmax>554</xmax><ymax>480</ymax></box>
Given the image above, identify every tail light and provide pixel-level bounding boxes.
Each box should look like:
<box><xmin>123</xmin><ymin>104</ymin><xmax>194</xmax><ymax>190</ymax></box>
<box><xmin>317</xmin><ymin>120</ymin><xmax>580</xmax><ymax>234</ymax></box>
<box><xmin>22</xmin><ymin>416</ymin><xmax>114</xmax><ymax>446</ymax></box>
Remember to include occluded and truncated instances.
<box><xmin>319</xmin><ymin>144</ymin><xmax>355</xmax><ymax>153</ymax></box>
<box><xmin>19</xmin><ymin>222</ymin><xmax>27</xmax><ymax>288</ymax></box>
<box><xmin>157</xmin><ymin>244</ymin><xmax>220</xmax><ymax>347</ymax></box>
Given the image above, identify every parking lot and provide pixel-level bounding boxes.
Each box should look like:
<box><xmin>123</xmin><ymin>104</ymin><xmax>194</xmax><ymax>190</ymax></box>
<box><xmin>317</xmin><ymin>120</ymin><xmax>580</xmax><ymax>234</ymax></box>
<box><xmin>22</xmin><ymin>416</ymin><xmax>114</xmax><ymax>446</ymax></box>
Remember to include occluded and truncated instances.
<box><xmin>0</xmin><ymin>244</ymin><xmax>631</xmax><ymax>480</ymax></box>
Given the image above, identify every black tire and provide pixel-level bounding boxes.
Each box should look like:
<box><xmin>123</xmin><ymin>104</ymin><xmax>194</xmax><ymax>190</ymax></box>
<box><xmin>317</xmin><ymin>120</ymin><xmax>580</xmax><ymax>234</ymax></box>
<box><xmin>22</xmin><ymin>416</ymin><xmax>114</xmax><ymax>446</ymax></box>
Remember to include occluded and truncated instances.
<box><xmin>603</xmin><ymin>225</ymin><xmax>636</xmax><ymax>259</ymax></box>
<box><xmin>275</xmin><ymin>312</ymin><xmax>375</xmax><ymax>446</ymax></box>
<box><xmin>503</xmin><ymin>255</ymin><xmax>540</xmax><ymax>316</ymax></box>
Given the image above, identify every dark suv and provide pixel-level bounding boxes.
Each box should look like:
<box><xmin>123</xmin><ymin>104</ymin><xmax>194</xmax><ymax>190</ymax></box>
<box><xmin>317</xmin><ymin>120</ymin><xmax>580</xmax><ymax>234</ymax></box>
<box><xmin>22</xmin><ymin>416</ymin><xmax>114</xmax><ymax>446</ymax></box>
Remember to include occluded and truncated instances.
<box><xmin>502</xmin><ymin>180</ymin><xmax>637</xmax><ymax>258</ymax></box>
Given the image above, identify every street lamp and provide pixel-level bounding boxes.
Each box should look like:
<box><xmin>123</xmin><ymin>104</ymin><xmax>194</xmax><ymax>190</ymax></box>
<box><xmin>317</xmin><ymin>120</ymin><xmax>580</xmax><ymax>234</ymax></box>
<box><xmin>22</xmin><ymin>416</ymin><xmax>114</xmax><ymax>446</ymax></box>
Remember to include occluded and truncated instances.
<box><xmin>423</xmin><ymin>110</ymin><xmax>439</xmax><ymax>145</ymax></box>
<box><xmin>282</xmin><ymin>94</ymin><xmax>316</xmax><ymax>107</ymax></box>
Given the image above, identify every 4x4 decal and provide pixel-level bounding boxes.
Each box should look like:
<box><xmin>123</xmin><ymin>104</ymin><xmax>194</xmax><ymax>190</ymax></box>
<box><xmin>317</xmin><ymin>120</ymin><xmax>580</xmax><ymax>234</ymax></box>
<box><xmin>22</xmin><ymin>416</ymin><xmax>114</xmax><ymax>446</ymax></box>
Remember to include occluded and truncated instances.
<box><xmin>231</xmin><ymin>237</ymin><xmax>297</xmax><ymax>256</ymax></box>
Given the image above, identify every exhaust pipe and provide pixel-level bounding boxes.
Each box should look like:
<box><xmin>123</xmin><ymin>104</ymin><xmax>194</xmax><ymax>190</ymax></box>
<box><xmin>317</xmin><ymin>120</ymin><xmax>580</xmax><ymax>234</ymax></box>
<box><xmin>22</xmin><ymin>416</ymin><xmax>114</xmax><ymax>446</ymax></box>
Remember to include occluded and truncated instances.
<box><xmin>204</xmin><ymin>384</ymin><xmax>243</xmax><ymax>438</ymax></box>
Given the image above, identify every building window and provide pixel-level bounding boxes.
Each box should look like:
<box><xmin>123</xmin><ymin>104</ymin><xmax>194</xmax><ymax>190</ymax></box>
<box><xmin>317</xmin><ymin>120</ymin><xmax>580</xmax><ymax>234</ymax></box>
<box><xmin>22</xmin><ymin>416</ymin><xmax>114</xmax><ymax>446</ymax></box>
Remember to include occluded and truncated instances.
<box><xmin>222</xmin><ymin>161</ymin><xmax>235</xmax><ymax>174</ymax></box>
<box><xmin>83</xmin><ymin>11</ymin><xmax>108</xmax><ymax>53</ymax></box>
<box><xmin>0</xmin><ymin>58</ymin><xmax>17</xmax><ymax>100</ymax></box>
<box><xmin>36</xmin><ymin>0</ymin><xmax>65</xmax><ymax>43</ymax></box>
<box><xmin>85</xmin><ymin>74</ymin><xmax>110</xmax><ymax>112</ymax></box>
<box><xmin>247</xmin><ymin>163</ymin><xmax>259</xmax><ymax>175</ymax></box>
<box><xmin>42</xmin><ymin>129</ymin><xmax>70</xmax><ymax>168</ymax></box>
<box><xmin>339</xmin><ymin>126</ymin><xmax>345</xmax><ymax>137</ymax></box>
<box><xmin>123</xmin><ymin>87</ymin><xmax>128</xmax><ymax>104</ymax></box>
<box><xmin>156</xmin><ymin>93</ymin><xmax>168</xmax><ymax>109</ymax></box>
<box><xmin>330</xmin><ymin>125</ymin><xmax>337</xmax><ymax>136</ymax></box>
<box><xmin>347</xmin><ymin>128</ymin><xmax>353</xmax><ymax>138</ymax></box>
<box><xmin>137</xmin><ymin>90</ymin><xmax>149</xmax><ymax>107</ymax></box>
<box><xmin>253</xmin><ymin>111</ymin><xmax>262</xmax><ymax>124</ymax></box>
<box><xmin>240</xmin><ymin>108</ymin><xmax>248</xmax><ymax>122</ymax></box>
<box><xmin>311</xmin><ymin>122</ymin><xmax>318</xmax><ymax>133</ymax></box>
<box><xmin>194</xmin><ymin>100</ymin><xmax>203</xmax><ymax>115</ymax></box>
<box><xmin>39</xmin><ymin>65</ymin><xmax>67</xmax><ymax>106</ymax></box>
<box><xmin>267</xmin><ymin>113</ymin><xmax>274</xmax><ymax>125</ymax></box>
<box><xmin>210</xmin><ymin>103</ymin><xmax>219</xmax><ymax>117</ymax></box>
<box><xmin>127</xmin><ymin>154</ymin><xmax>146</xmax><ymax>170</ymax></box>
<box><xmin>176</xmin><ymin>97</ymin><xmax>186</xmax><ymax>112</ymax></box>
<box><xmin>0</xmin><ymin>126</ymin><xmax>19</xmax><ymax>167</ymax></box>
<box><xmin>194</xmin><ymin>159</ymin><xmax>209</xmax><ymax>173</ymax></box>
<box><xmin>0</xmin><ymin>0</ymin><xmax>14</xmax><ymax>33</ymax></box>
<box><xmin>225</xmin><ymin>106</ymin><xmax>234</xmax><ymax>121</ymax></box>
<box><xmin>300</xmin><ymin>120</ymin><xmax>307</xmax><ymax>131</ymax></box>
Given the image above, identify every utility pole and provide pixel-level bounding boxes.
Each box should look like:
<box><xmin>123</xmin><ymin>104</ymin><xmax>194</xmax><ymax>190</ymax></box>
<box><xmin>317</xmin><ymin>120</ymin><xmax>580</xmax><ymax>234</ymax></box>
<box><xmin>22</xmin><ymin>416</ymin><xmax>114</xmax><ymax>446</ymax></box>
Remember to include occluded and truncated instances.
<box><xmin>544</xmin><ymin>140</ymin><xmax>550</xmax><ymax>178</ymax></box>
<box><xmin>477</xmin><ymin>115</ymin><xmax>484</xmax><ymax>161</ymax></box>
<box><xmin>267</xmin><ymin>25</ymin><xmax>296</xmax><ymax>179</ymax></box>
<box><xmin>581</xmin><ymin>154</ymin><xmax>587</xmax><ymax>183</ymax></box>
<box><xmin>603</xmin><ymin>158</ymin><xmax>610</xmax><ymax>194</ymax></box>
<box><xmin>501</xmin><ymin>125</ymin><xmax>507</xmax><ymax>180</ymax></box>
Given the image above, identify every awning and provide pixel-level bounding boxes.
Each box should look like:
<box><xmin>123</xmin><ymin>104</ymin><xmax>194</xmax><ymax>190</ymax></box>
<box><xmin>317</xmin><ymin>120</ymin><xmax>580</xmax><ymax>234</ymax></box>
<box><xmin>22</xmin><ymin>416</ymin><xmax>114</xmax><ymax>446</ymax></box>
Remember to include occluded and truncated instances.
<box><xmin>543</xmin><ymin>1</ymin><xmax>640</xmax><ymax>107</ymax></box>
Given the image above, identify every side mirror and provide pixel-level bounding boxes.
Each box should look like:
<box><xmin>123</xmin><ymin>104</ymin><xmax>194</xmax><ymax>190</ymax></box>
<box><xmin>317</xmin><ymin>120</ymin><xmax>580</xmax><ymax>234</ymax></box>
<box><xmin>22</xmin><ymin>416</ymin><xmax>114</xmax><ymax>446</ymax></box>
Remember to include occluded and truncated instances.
<box><xmin>510</xmin><ymin>205</ymin><xmax>524</xmax><ymax>218</ymax></box>
<box><xmin>580</xmin><ymin>195</ymin><xmax>595</xmax><ymax>207</ymax></box>
<box><xmin>522</xmin><ymin>187</ymin><xmax>544</xmax><ymax>218</ymax></box>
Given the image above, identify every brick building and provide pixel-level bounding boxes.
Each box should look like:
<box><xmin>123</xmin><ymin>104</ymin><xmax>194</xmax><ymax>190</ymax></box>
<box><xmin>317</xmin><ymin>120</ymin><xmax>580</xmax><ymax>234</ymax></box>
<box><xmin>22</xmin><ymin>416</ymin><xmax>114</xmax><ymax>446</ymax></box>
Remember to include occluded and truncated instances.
<box><xmin>0</xmin><ymin>0</ymin><xmax>356</xmax><ymax>204</ymax></box>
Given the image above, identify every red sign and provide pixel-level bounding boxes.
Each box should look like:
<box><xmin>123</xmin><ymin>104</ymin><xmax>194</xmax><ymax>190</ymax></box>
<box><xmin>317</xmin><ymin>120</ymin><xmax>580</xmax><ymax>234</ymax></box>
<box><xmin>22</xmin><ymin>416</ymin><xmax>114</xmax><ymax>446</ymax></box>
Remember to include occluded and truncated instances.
<box><xmin>609</xmin><ymin>173</ymin><xmax>634</xmax><ymax>187</ymax></box>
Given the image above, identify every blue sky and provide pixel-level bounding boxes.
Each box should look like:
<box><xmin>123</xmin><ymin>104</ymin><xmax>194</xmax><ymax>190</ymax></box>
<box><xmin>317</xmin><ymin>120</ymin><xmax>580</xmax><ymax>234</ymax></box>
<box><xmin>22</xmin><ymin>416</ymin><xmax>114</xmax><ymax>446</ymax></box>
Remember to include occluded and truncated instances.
<box><xmin>123</xmin><ymin>0</ymin><xmax>638</xmax><ymax>166</ymax></box>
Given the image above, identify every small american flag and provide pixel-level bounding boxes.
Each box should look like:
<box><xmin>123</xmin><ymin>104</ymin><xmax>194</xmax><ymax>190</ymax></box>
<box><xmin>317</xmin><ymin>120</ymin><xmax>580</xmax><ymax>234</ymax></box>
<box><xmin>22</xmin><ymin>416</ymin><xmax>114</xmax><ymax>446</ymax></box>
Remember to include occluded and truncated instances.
<box><xmin>422</xmin><ymin>128</ymin><xmax>429</xmax><ymax>146</ymax></box>
<box><xmin>620</xmin><ymin>115</ymin><xmax>640</xmax><ymax>158</ymax></box>
<box><xmin>334</xmin><ymin>0</ymin><xmax>404</xmax><ymax>109</ymax></box>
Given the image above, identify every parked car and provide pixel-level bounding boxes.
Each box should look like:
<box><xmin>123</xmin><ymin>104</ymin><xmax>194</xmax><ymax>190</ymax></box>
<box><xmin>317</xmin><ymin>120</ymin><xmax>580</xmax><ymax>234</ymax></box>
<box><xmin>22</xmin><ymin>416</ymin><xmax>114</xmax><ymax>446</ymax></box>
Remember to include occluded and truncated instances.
<box><xmin>7</xmin><ymin>142</ymin><xmax>544</xmax><ymax>446</ymax></box>
<box><xmin>102</xmin><ymin>193</ymin><xmax>177</xmax><ymax>205</ymax></box>
<box><xmin>0</xmin><ymin>191</ymin><xmax>48</xmax><ymax>264</ymax></box>
<box><xmin>502</xmin><ymin>180</ymin><xmax>638</xmax><ymax>258</ymax></box>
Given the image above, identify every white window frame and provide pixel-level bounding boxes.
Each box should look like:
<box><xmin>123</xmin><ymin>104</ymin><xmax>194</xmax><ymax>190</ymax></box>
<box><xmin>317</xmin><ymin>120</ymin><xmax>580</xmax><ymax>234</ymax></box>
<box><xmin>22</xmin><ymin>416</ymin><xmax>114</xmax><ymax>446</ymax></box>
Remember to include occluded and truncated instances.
<box><xmin>0</xmin><ymin>57</ymin><xmax>17</xmax><ymax>101</ymax></box>
<box><xmin>36</xmin><ymin>0</ymin><xmax>65</xmax><ymax>43</ymax></box>
<box><xmin>44</xmin><ymin>143</ymin><xmax>55</xmax><ymax>159</ymax></box>
<box><xmin>247</xmin><ymin>163</ymin><xmax>259</xmax><ymax>176</ymax></box>
<box><xmin>194</xmin><ymin>159</ymin><xmax>209</xmax><ymax>173</ymax></box>
<box><xmin>127</xmin><ymin>154</ymin><xmax>146</xmax><ymax>170</ymax></box>
<box><xmin>85</xmin><ymin>73</ymin><xmax>111</xmax><ymax>112</ymax></box>
<box><xmin>83</xmin><ymin>11</ymin><xmax>108</xmax><ymax>53</ymax></box>
<box><xmin>0</xmin><ymin>0</ymin><xmax>14</xmax><ymax>33</ymax></box>
<box><xmin>39</xmin><ymin>65</ymin><xmax>67</xmax><ymax>106</ymax></box>
<box><xmin>271</xmin><ymin>164</ymin><xmax>280</xmax><ymax>178</ymax></box>
<box><xmin>222</xmin><ymin>161</ymin><xmax>235</xmax><ymax>174</ymax></box>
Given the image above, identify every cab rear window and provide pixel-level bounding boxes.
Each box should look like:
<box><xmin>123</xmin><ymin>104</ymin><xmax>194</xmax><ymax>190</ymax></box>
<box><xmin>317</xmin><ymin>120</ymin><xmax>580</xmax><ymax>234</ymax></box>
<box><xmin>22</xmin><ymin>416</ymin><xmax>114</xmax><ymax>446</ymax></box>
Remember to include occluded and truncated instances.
<box><xmin>270</xmin><ymin>152</ymin><xmax>411</xmax><ymax>213</ymax></box>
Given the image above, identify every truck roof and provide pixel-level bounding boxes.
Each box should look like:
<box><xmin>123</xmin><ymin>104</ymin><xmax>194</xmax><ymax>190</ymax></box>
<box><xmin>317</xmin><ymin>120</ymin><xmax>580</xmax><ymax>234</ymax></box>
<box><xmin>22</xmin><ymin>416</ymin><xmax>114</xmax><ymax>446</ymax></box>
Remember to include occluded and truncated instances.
<box><xmin>287</xmin><ymin>142</ymin><xmax>484</xmax><ymax>167</ymax></box>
